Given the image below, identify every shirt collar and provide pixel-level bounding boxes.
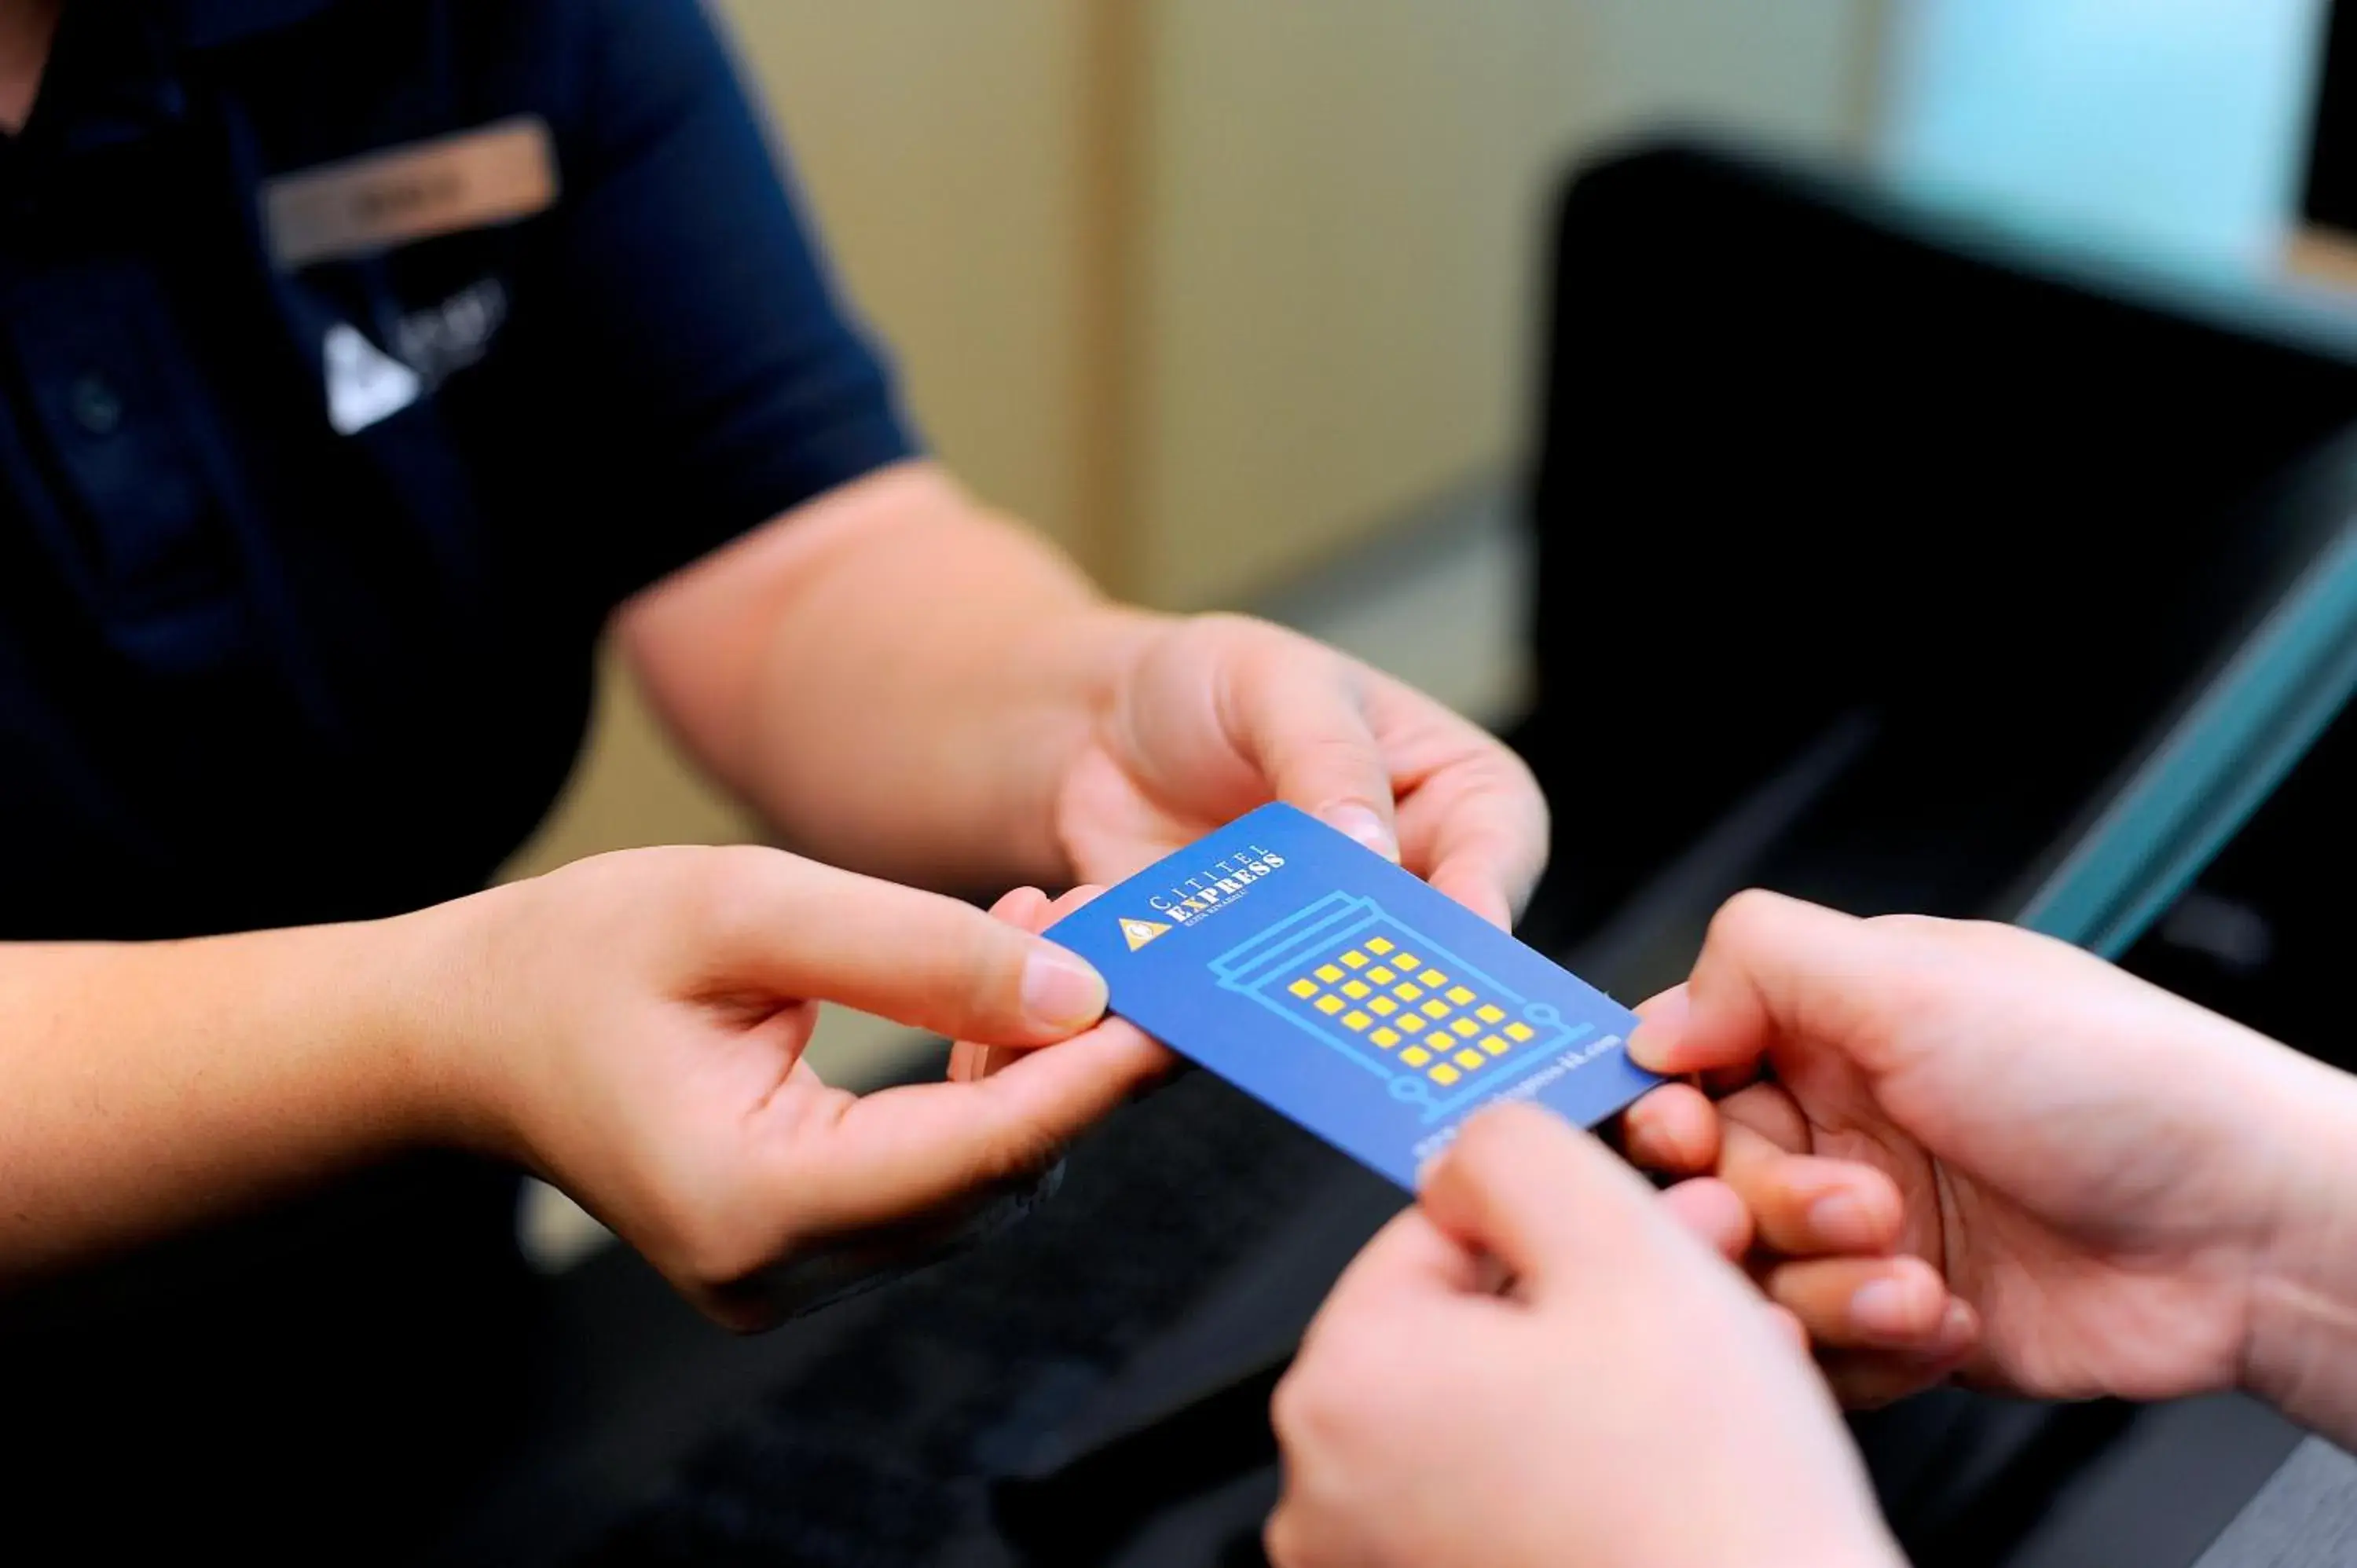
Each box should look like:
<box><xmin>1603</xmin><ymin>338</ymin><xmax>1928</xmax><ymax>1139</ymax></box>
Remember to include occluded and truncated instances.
<box><xmin>29</xmin><ymin>2</ymin><xmax>343</xmax><ymax>157</ymax></box>
<box><xmin>24</xmin><ymin>5</ymin><xmax>185</xmax><ymax>158</ymax></box>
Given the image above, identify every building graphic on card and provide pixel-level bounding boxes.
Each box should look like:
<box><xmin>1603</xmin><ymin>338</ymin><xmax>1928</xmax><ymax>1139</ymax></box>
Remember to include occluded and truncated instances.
<box><xmin>1208</xmin><ymin>892</ymin><xmax>1585</xmax><ymax>1123</ymax></box>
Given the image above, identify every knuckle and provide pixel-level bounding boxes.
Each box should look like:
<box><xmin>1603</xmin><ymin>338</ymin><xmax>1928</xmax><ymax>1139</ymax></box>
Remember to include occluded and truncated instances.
<box><xmin>1706</xmin><ymin>887</ymin><xmax>1789</xmax><ymax>955</ymax></box>
<box><xmin>884</xmin><ymin>895</ymin><xmax>1028</xmax><ymax>1029</ymax></box>
<box><xmin>1267</xmin><ymin>1362</ymin><xmax>1317</xmax><ymax>1447</ymax></box>
<box><xmin>1274</xmin><ymin>1328</ymin><xmax>1391</xmax><ymax>1447</ymax></box>
<box><xmin>680</xmin><ymin>845</ymin><xmax>790</xmax><ymax>945</ymax></box>
<box><xmin>1268</xmin><ymin>1373</ymin><xmax>1340</xmax><ymax>1460</ymax></box>
<box><xmin>1262</xmin><ymin>1505</ymin><xmax>1304</xmax><ymax>1568</ymax></box>
<box><xmin>950</xmin><ymin>919</ymin><xmax>1029</xmax><ymax>1026</ymax></box>
<box><xmin>1196</xmin><ymin>608</ymin><xmax>1282</xmax><ymax>649</ymax></box>
<box><xmin>1222</xmin><ymin>614</ymin><xmax>1342</xmax><ymax>687</ymax></box>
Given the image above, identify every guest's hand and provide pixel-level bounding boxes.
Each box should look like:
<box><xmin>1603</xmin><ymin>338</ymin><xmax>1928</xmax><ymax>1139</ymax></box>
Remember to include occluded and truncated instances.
<box><xmin>1624</xmin><ymin>892</ymin><xmax>2357</xmax><ymax>1415</ymax></box>
<box><xmin>1266</xmin><ymin>1105</ymin><xmax>1901</xmax><ymax>1568</ymax></box>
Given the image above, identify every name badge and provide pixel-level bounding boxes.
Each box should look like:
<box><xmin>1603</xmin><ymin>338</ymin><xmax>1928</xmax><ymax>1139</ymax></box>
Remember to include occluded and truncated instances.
<box><xmin>263</xmin><ymin>115</ymin><xmax>559</xmax><ymax>269</ymax></box>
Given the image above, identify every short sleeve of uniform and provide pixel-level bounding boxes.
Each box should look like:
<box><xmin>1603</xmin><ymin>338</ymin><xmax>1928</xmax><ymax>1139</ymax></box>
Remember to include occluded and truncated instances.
<box><xmin>534</xmin><ymin>0</ymin><xmax>917</xmax><ymax>592</ymax></box>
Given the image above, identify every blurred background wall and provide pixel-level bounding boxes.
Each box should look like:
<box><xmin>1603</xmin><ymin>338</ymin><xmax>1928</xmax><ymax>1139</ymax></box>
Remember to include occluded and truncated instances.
<box><xmin>503</xmin><ymin>0</ymin><xmax>1891</xmax><ymax>884</ymax></box>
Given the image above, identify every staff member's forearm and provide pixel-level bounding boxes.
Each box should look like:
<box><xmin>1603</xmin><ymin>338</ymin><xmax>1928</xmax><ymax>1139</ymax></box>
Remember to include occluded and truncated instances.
<box><xmin>0</xmin><ymin>917</ymin><xmax>460</xmax><ymax>1282</ymax></box>
<box><xmin>621</xmin><ymin>461</ymin><xmax>1162</xmax><ymax>891</ymax></box>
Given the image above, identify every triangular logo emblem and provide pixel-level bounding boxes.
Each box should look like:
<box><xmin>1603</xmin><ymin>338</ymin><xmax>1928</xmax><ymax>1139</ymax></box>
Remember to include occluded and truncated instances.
<box><xmin>324</xmin><ymin>322</ymin><xmax>423</xmax><ymax>435</ymax></box>
<box><xmin>1121</xmin><ymin>918</ymin><xmax>1172</xmax><ymax>952</ymax></box>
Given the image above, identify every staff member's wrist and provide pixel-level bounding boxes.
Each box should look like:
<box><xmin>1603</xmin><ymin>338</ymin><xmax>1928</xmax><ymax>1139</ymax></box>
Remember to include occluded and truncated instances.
<box><xmin>2241</xmin><ymin>1052</ymin><xmax>2357</xmax><ymax>1445</ymax></box>
<box><xmin>366</xmin><ymin>888</ymin><xmax>535</xmax><ymax>1166</ymax></box>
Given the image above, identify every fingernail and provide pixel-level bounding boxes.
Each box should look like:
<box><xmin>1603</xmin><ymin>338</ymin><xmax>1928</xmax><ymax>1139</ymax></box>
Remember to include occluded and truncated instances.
<box><xmin>1851</xmin><ymin>1277</ymin><xmax>1926</xmax><ymax>1339</ymax></box>
<box><xmin>1806</xmin><ymin>1192</ymin><xmax>1879</xmax><ymax>1251</ymax></box>
<box><xmin>1321</xmin><ymin>804</ymin><xmax>1399</xmax><ymax>862</ymax></box>
<box><xmin>1023</xmin><ymin>946</ymin><xmax>1109</xmax><ymax>1031</ymax></box>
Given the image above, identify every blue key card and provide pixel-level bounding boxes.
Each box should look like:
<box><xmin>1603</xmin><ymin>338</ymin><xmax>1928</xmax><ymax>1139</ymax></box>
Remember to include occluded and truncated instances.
<box><xmin>1046</xmin><ymin>804</ymin><xmax>1659</xmax><ymax>1189</ymax></box>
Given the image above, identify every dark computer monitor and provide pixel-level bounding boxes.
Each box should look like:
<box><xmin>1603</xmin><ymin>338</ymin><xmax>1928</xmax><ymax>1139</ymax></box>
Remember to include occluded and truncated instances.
<box><xmin>2304</xmin><ymin>1</ymin><xmax>2357</xmax><ymax>239</ymax></box>
<box><xmin>1523</xmin><ymin>141</ymin><xmax>2357</xmax><ymax>999</ymax></box>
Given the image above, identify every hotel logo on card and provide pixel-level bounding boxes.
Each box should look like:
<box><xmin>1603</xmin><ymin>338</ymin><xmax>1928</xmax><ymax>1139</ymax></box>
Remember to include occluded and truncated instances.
<box><xmin>1120</xmin><ymin>918</ymin><xmax>1172</xmax><ymax>951</ymax></box>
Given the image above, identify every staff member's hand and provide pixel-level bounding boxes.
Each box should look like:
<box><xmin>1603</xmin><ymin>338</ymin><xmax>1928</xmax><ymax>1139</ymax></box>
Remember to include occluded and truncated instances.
<box><xmin>1624</xmin><ymin>892</ymin><xmax>2357</xmax><ymax>1418</ymax></box>
<box><xmin>625</xmin><ymin>466</ymin><xmax>1544</xmax><ymax>928</ymax></box>
<box><xmin>1055</xmin><ymin>614</ymin><xmax>1545</xmax><ymax>927</ymax></box>
<box><xmin>430</xmin><ymin>845</ymin><xmax>1166</xmax><ymax>1328</ymax></box>
<box><xmin>1266</xmin><ymin>1106</ymin><xmax>1900</xmax><ymax>1568</ymax></box>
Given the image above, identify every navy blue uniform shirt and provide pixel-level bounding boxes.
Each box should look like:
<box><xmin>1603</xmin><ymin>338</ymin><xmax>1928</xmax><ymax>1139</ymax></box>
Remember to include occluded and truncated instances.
<box><xmin>0</xmin><ymin>1</ymin><xmax>915</xmax><ymax>1552</ymax></box>
<box><xmin>0</xmin><ymin>0</ymin><xmax>914</xmax><ymax>943</ymax></box>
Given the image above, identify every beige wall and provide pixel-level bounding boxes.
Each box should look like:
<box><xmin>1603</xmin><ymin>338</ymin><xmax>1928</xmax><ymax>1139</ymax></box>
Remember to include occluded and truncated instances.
<box><xmin>508</xmin><ymin>0</ymin><xmax>1890</xmax><ymax>879</ymax></box>
<box><xmin>508</xmin><ymin>2</ymin><xmax>1110</xmax><ymax>878</ymax></box>
<box><xmin>713</xmin><ymin>1</ymin><xmax>1106</xmax><ymax>567</ymax></box>
<box><xmin>1127</xmin><ymin>0</ymin><xmax>1887</xmax><ymax>606</ymax></box>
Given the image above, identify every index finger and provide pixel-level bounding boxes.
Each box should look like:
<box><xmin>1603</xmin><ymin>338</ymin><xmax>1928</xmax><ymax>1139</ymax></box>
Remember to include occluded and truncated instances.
<box><xmin>1413</xmin><ymin>775</ymin><xmax>1549</xmax><ymax>929</ymax></box>
<box><xmin>1372</xmin><ymin>682</ymin><xmax>1549</xmax><ymax>929</ymax></box>
<box><xmin>1219</xmin><ymin>632</ymin><xmax>1401</xmax><ymax>860</ymax></box>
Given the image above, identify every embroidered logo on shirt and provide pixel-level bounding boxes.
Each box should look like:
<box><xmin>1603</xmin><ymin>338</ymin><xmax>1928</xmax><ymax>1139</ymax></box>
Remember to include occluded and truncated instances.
<box><xmin>394</xmin><ymin>279</ymin><xmax>508</xmax><ymax>386</ymax></box>
<box><xmin>324</xmin><ymin>323</ymin><xmax>423</xmax><ymax>435</ymax></box>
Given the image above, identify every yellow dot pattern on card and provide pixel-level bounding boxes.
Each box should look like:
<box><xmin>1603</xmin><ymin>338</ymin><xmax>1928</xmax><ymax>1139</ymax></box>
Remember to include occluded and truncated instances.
<box><xmin>1273</xmin><ymin>937</ymin><xmax>1546</xmax><ymax>1091</ymax></box>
